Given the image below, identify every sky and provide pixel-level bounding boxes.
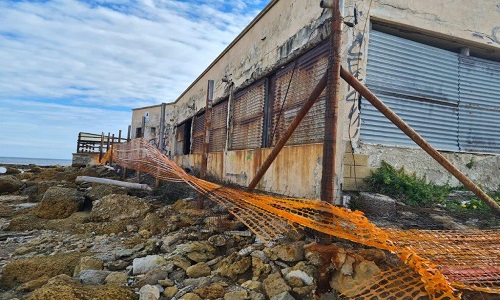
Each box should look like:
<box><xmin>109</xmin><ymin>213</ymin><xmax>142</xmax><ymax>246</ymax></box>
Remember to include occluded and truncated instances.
<box><xmin>0</xmin><ymin>0</ymin><xmax>269</xmax><ymax>159</ymax></box>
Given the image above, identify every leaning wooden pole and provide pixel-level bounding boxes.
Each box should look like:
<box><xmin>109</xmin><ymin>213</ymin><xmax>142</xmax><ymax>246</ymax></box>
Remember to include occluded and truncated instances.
<box><xmin>340</xmin><ymin>66</ymin><xmax>500</xmax><ymax>216</ymax></box>
<box><xmin>247</xmin><ymin>71</ymin><xmax>328</xmax><ymax>192</ymax></box>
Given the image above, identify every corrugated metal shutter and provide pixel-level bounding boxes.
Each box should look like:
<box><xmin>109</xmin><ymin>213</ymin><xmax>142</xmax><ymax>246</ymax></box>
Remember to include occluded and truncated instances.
<box><xmin>362</xmin><ymin>30</ymin><xmax>460</xmax><ymax>151</ymax></box>
<box><xmin>269</xmin><ymin>42</ymin><xmax>328</xmax><ymax>146</ymax></box>
<box><xmin>191</xmin><ymin>113</ymin><xmax>205</xmax><ymax>154</ymax></box>
<box><xmin>209</xmin><ymin>100</ymin><xmax>228</xmax><ymax>152</ymax></box>
<box><xmin>175</xmin><ymin>123</ymin><xmax>186</xmax><ymax>155</ymax></box>
<box><xmin>459</xmin><ymin>56</ymin><xmax>500</xmax><ymax>153</ymax></box>
<box><xmin>230</xmin><ymin>79</ymin><xmax>266</xmax><ymax>150</ymax></box>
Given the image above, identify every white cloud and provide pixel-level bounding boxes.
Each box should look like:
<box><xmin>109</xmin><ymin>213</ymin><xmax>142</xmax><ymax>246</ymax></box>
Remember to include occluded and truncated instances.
<box><xmin>0</xmin><ymin>0</ymin><xmax>267</xmax><ymax>159</ymax></box>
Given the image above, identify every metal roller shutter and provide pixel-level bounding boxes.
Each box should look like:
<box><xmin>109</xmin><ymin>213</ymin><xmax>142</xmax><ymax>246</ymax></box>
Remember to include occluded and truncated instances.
<box><xmin>362</xmin><ymin>30</ymin><xmax>460</xmax><ymax>151</ymax></box>
<box><xmin>459</xmin><ymin>56</ymin><xmax>500</xmax><ymax>153</ymax></box>
<box><xmin>175</xmin><ymin>123</ymin><xmax>186</xmax><ymax>155</ymax></box>
<box><xmin>191</xmin><ymin>113</ymin><xmax>205</xmax><ymax>154</ymax></box>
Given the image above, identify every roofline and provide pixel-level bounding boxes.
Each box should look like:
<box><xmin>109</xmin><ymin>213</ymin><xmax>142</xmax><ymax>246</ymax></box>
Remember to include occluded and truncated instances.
<box><xmin>171</xmin><ymin>0</ymin><xmax>280</xmax><ymax>104</ymax></box>
<box><xmin>131</xmin><ymin>103</ymin><xmax>166</xmax><ymax>111</ymax></box>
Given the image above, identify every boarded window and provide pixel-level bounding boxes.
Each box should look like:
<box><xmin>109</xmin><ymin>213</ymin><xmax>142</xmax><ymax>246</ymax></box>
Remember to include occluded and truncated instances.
<box><xmin>230</xmin><ymin>79</ymin><xmax>267</xmax><ymax>150</ymax></box>
<box><xmin>209</xmin><ymin>99</ymin><xmax>229</xmax><ymax>152</ymax></box>
<box><xmin>191</xmin><ymin>113</ymin><xmax>205</xmax><ymax>154</ymax></box>
<box><xmin>268</xmin><ymin>42</ymin><xmax>328</xmax><ymax>147</ymax></box>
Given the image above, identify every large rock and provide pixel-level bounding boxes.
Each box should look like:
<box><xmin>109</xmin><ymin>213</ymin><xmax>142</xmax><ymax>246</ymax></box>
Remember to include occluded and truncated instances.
<box><xmin>329</xmin><ymin>260</ymin><xmax>381</xmax><ymax>297</ymax></box>
<box><xmin>0</xmin><ymin>175</ymin><xmax>22</xmax><ymax>193</ymax></box>
<box><xmin>186</xmin><ymin>262</ymin><xmax>211</xmax><ymax>278</ymax></box>
<box><xmin>36</xmin><ymin>187</ymin><xmax>84</xmax><ymax>219</ymax></box>
<box><xmin>263</xmin><ymin>273</ymin><xmax>291</xmax><ymax>298</ymax></box>
<box><xmin>78</xmin><ymin>270</ymin><xmax>111</xmax><ymax>285</ymax></box>
<box><xmin>176</xmin><ymin>242</ymin><xmax>216</xmax><ymax>263</ymax></box>
<box><xmin>132</xmin><ymin>255</ymin><xmax>167</xmax><ymax>275</ymax></box>
<box><xmin>215</xmin><ymin>253</ymin><xmax>251</xmax><ymax>280</ymax></box>
<box><xmin>139</xmin><ymin>284</ymin><xmax>161</xmax><ymax>300</ymax></box>
<box><xmin>91</xmin><ymin>194</ymin><xmax>151</xmax><ymax>222</ymax></box>
<box><xmin>355</xmin><ymin>193</ymin><xmax>397</xmax><ymax>218</ymax></box>
<box><xmin>86</xmin><ymin>184</ymin><xmax>126</xmax><ymax>201</ymax></box>
<box><xmin>26</xmin><ymin>274</ymin><xmax>137</xmax><ymax>300</ymax></box>
<box><xmin>266</xmin><ymin>242</ymin><xmax>306</xmax><ymax>262</ymax></box>
<box><xmin>194</xmin><ymin>283</ymin><xmax>225</xmax><ymax>299</ymax></box>
<box><xmin>0</xmin><ymin>253</ymin><xmax>82</xmax><ymax>288</ymax></box>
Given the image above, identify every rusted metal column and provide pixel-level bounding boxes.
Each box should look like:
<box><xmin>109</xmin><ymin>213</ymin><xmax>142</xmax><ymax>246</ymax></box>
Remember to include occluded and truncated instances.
<box><xmin>159</xmin><ymin>103</ymin><xmax>167</xmax><ymax>152</ymax></box>
<box><xmin>321</xmin><ymin>0</ymin><xmax>343</xmax><ymax>205</ymax></box>
<box><xmin>200</xmin><ymin>80</ymin><xmax>214</xmax><ymax>179</ymax></box>
<box><xmin>247</xmin><ymin>72</ymin><xmax>328</xmax><ymax>192</ymax></box>
<box><xmin>127</xmin><ymin>125</ymin><xmax>131</xmax><ymax>142</ymax></box>
<box><xmin>340</xmin><ymin>67</ymin><xmax>500</xmax><ymax>216</ymax></box>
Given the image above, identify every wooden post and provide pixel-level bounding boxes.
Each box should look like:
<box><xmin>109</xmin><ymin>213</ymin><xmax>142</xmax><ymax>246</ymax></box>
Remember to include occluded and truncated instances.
<box><xmin>99</xmin><ymin>133</ymin><xmax>104</xmax><ymax>162</ymax></box>
<box><xmin>109</xmin><ymin>134</ymin><xmax>114</xmax><ymax>166</ymax></box>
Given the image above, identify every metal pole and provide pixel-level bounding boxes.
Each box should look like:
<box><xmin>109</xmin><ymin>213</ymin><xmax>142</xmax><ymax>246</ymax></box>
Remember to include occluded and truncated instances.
<box><xmin>109</xmin><ymin>134</ymin><xmax>114</xmax><ymax>166</ymax></box>
<box><xmin>159</xmin><ymin>103</ymin><xmax>167</xmax><ymax>152</ymax></box>
<box><xmin>321</xmin><ymin>0</ymin><xmax>343</xmax><ymax>205</ymax></box>
<box><xmin>99</xmin><ymin>132</ymin><xmax>104</xmax><ymax>162</ymax></box>
<box><xmin>247</xmin><ymin>72</ymin><xmax>328</xmax><ymax>192</ymax></box>
<box><xmin>200</xmin><ymin>80</ymin><xmax>214</xmax><ymax>179</ymax></box>
<box><xmin>339</xmin><ymin>66</ymin><xmax>500</xmax><ymax>216</ymax></box>
<box><xmin>118</xmin><ymin>130</ymin><xmax>122</xmax><ymax>143</ymax></box>
<box><xmin>127</xmin><ymin>125</ymin><xmax>131</xmax><ymax>142</ymax></box>
<box><xmin>141</xmin><ymin>116</ymin><xmax>146</xmax><ymax>138</ymax></box>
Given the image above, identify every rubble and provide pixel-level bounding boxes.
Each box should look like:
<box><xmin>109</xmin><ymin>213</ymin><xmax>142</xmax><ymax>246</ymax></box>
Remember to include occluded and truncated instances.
<box><xmin>0</xmin><ymin>164</ymin><xmax>492</xmax><ymax>300</ymax></box>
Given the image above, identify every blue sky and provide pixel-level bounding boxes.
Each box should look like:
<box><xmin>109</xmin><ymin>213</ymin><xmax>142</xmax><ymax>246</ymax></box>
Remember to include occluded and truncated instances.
<box><xmin>0</xmin><ymin>0</ymin><xmax>268</xmax><ymax>159</ymax></box>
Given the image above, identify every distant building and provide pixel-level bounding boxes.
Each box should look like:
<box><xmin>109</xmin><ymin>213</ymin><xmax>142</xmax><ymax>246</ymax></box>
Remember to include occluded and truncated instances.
<box><xmin>132</xmin><ymin>0</ymin><xmax>500</xmax><ymax>201</ymax></box>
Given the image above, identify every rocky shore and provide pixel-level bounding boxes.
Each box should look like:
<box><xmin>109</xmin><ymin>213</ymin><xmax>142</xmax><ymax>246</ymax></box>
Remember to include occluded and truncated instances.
<box><xmin>0</xmin><ymin>165</ymin><xmax>494</xmax><ymax>300</ymax></box>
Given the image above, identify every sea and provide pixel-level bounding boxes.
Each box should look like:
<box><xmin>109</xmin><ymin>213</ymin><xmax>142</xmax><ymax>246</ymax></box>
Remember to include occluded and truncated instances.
<box><xmin>0</xmin><ymin>156</ymin><xmax>72</xmax><ymax>167</ymax></box>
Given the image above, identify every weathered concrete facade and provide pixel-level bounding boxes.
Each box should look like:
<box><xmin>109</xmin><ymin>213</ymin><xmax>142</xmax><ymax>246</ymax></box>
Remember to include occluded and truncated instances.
<box><xmin>136</xmin><ymin>0</ymin><xmax>500</xmax><ymax>200</ymax></box>
<box><xmin>131</xmin><ymin>103</ymin><xmax>175</xmax><ymax>155</ymax></box>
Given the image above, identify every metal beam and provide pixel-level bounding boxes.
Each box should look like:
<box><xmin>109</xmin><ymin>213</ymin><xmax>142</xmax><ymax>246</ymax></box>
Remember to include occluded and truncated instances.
<box><xmin>247</xmin><ymin>72</ymin><xmax>328</xmax><ymax>192</ymax></box>
<box><xmin>339</xmin><ymin>66</ymin><xmax>500</xmax><ymax>216</ymax></box>
<box><xmin>200</xmin><ymin>80</ymin><xmax>214</xmax><ymax>179</ymax></box>
<box><xmin>321</xmin><ymin>0</ymin><xmax>343</xmax><ymax>204</ymax></box>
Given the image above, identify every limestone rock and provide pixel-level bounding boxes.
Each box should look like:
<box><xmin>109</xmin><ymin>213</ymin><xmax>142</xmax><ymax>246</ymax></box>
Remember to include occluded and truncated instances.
<box><xmin>224</xmin><ymin>290</ymin><xmax>248</xmax><ymax>300</ymax></box>
<box><xmin>176</xmin><ymin>242</ymin><xmax>216</xmax><ymax>263</ymax></box>
<box><xmin>268</xmin><ymin>242</ymin><xmax>306</xmax><ymax>262</ymax></box>
<box><xmin>105</xmin><ymin>272</ymin><xmax>128</xmax><ymax>286</ymax></box>
<box><xmin>163</xmin><ymin>286</ymin><xmax>179</xmax><ymax>298</ymax></box>
<box><xmin>26</xmin><ymin>274</ymin><xmax>137</xmax><ymax>300</ymax></box>
<box><xmin>180</xmin><ymin>293</ymin><xmax>201</xmax><ymax>300</ymax></box>
<box><xmin>216</xmin><ymin>254</ymin><xmax>251</xmax><ymax>280</ymax></box>
<box><xmin>132</xmin><ymin>255</ymin><xmax>167</xmax><ymax>275</ymax></box>
<box><xmin>139</xmin><ymin>213</ymin><xmax>168</xmax><ymax>235</ymax></box>
<box><xmin>285</xmin><ymin>270</ymin><xmax>313</xmax><ymax>286</ymax></box>
<box><xmin>139</xmin><ymin>285</ymin><xmax>161</xmax><ymax>300</ymax></box>
<box><xmin>0</xmin><ymin>253</ymin><xmax>82</xmax><ymax>288</ymax></box>
<box><xmin>78</xmin><ymin>270</ymin><xmax>111</xmax><ymax>285</ymax></box>
<box><xmin>170</xmin><ymin>255</ymin><xmax>192</xmax><ymax>270</ymax></box>
<box><xmin>0</xmin><ymin>175</ymin><xmax>22</xmax><ymax>193</ymax></box>
<box><xmin>356</xmin><ymin>193</ymin><xmax>397</xmax><ymax>218</ymax></box>
<box><xmin>91</xmin><ymin>194</ymin><xmax>151</xmax><ymax>222</ymax></box>
<box><xmin>270</xmin><ymin>291</ymin><xmax>296</xmax><ymax>300</ymax></box>
<box><xmin>86</xmin><ymin>184</ymin><xmax>126</xmax><ymax>201</ymax></box>
<box><xmin>263</xmin><ymin>273</ymin><xmax>291</xmax><ymax>299</ymax></box>
<box><xmin>36</xmin><ymin>187</ymin><xmax>84</xmax><ymax>219</ymax></box>
<box><xmin>186</xmin><ymin>262</ymin><xmax>211</xmax><ymax>278</ymax></box>
<box><xmin>241</xmin><ymin>280</ymin><xmax>263</xmax><ymax>292</ymax></box>
<box><xmin>194</xmin><ymin>283</ymin><xmax>225</xmax><ymax>299</ymax></box>
<box><xmin>79</xmin><ymin>256</ymin><xmax>104</xmax><ymax>271</ymax></box>
<box><xmin>157</xmin><ymin>279</ymin><xmax>174</xmax><ymax>287</ymax></box>
<box><xmin>251</xmin><ymin>257</ymin><xmax>271</xmax><ymax>281</ymax></box>
<box><xmin>329</xmin><ymin>260</ymin><xmax>381</xmax><ymax>297</ymax></box>
<box><xmin>134</xmin><ymin>269</ymin><xmax>169</xmax><ymax>287</ymax></box>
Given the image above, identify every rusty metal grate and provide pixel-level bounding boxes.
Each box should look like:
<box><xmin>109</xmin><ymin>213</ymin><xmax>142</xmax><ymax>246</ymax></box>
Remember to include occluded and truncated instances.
<box><xmin>209</xmin><ymin>99</ymin><xmax>228</xmax><ymax>152</ymax></box>
<box><xmin>230</xmin><ymin>79</ymin><xmax>266</xmax><ymax>150</ymax></box>
<box><xmin>191</xmin><ymin>113</ymin><xmax>205</xmax><ymax>154</ymax></box>
<box><xmin>269</xmin><ymin>42</ymin><xmax>328</xmax><ymax>146</ymax></box>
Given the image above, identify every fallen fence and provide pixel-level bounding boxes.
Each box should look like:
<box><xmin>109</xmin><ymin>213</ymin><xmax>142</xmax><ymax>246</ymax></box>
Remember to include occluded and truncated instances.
<box><xmin>99</xmin><ymin>138</ymin><xmax>499</xmax><ymax>300</ymax></box>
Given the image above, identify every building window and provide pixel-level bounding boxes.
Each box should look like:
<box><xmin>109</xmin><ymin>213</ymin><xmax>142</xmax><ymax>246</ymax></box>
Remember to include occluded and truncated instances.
<box><xmin>150</xmin><ymin>127</ymin><xmax>156</xmax><ymax>136</ymax></box>
<box><xmin>136</xmin><ymin>127</ymin><xmax>143</xmax><ymax>138</ymax></box>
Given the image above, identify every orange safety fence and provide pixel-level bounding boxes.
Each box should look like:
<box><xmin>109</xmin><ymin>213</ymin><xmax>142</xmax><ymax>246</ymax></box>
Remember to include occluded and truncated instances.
<box><xmin>98</xmin><ymin>139</ymin><xmax>500</xmax><ymax>299</ymax></box>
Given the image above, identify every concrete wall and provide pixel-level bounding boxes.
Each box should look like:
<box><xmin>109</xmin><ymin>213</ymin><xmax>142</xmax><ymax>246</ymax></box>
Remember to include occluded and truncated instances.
<box><xmin>131</xmin><ymin>105</ymin><xmax>162</xmax><ymax>141</ymax></box>
<box><xmin>164</xmin><ymin>0</ymin><xmax>500</xmax><ymax>199</ymax></box>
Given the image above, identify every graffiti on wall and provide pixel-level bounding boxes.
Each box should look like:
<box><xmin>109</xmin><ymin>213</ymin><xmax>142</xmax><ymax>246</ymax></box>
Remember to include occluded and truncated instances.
<box><xmin>345</xmin><ymin>32</ymin><xmax>365</xmax><ymax>141</ymax></box>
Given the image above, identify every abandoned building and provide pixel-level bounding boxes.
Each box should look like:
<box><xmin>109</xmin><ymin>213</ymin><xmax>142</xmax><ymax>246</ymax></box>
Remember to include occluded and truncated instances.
<box><xmin>130</xmin><ymin>0</ymin><xmax>500</xmax><ymax>203</ymax></box>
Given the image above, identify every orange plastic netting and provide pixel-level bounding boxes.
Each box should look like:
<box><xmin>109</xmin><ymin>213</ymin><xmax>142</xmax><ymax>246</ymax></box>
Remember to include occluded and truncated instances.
<box><xmin>100</xmin><ymin>139</ymin><xmax>500</xmax><ymax>299</ymax></box>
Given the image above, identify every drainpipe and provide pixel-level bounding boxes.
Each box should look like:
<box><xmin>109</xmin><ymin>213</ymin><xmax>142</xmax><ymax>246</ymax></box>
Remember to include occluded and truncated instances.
<box><xmin>321</xmin><ymin>0</ymin><xmax>343</xmax><ymax>205</ymax></box>
<box><xmin>200</xmin><ymin>80</ymin><xmax>214</xmax><ymax>179</ymax></box>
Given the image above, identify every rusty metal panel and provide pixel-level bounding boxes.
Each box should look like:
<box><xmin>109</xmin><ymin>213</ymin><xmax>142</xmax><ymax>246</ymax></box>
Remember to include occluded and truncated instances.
<box><xmin>459</xmin><ymin>56</ymin><xmax>500</xmax><ymax>153</ymax></box>
<box><xmin>192</xmin><ymin>112</ymin><xmax>205</xmax><ymax>154</ymax></box>
<box><xmin>269</xmin><ymin>42</ymin><xmax>328</xmax><ymax>146</ymax></box>
<box><xmin>175</xmin><ymin>123</ymin><xmax>186</xmax><ymax>155</ymax></box>
<box><xmin>230</xmin><ymin>79</ymin><xmax>266</xmax><ymax>150</ymax></box>
<box><xmin>362</xmin><ymin>30</ymin><xmax>460</xmax><ymax>151</ymax></box>
<box><xmin>209</xmin><ymin>99</ymin><xmax>228</xmax><ymax>152</ymax></box>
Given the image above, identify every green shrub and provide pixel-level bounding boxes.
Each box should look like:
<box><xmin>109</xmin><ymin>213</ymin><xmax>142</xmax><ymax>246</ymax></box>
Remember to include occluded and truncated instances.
<box><xmin>365</xmin><ymin>161</ymin><xmax>450</xmax><ymax>207</ymax></box>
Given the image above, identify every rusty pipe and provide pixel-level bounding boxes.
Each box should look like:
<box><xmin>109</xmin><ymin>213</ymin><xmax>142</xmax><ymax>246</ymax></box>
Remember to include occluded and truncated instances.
<box><xmin>339</xmin><ymin>66</ymin><xmax>500</xmax><ymax>216</ymax></box>
<box><xmin>247</xmin><ymin>71</ymin><xmax>328</xmax><ymax>192</ymax></box>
